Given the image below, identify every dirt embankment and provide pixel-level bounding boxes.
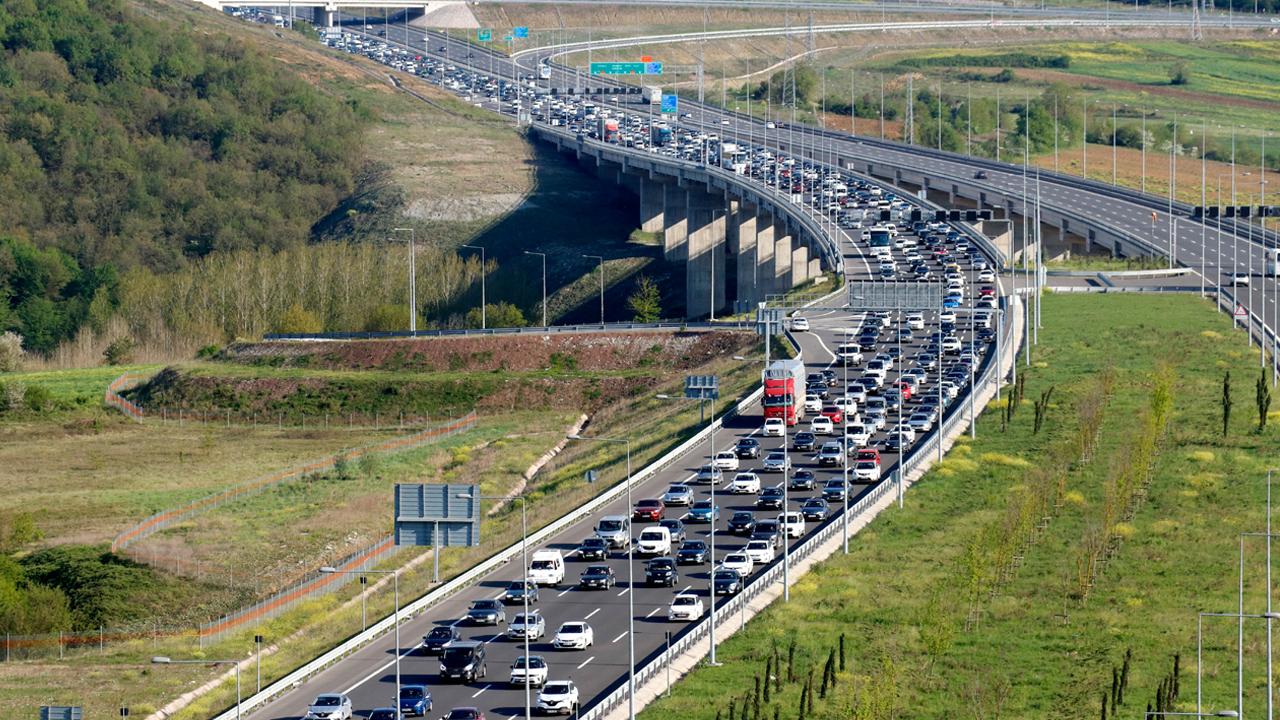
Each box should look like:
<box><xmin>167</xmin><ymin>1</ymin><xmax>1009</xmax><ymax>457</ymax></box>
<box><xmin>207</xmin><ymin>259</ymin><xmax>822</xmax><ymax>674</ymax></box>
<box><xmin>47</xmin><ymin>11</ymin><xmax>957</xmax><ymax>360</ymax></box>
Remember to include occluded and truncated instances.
<box><xmin>223</xmin><ymin>330</ymin><xmax>750</xmax><ymax>373</ymax></box>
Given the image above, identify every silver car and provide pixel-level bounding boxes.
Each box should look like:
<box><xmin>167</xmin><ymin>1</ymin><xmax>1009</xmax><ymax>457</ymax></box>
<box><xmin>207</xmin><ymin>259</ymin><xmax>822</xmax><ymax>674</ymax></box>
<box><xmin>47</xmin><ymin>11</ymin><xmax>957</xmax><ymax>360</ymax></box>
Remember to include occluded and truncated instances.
<box><xmin>762</xmin><ymin>451</ymin><xmax>790</xmax><ymax>473</ymax></box>
<box><xmin>305</xmin><ymin>694</ymin><xmax>353</xmax><ymax>720</ymax></box>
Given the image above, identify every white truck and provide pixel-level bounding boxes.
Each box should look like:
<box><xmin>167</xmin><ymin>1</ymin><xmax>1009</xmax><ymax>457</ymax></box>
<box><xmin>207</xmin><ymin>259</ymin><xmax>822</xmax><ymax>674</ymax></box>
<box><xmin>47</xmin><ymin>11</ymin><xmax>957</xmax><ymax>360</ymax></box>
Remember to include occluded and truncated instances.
<box><xmin>527</xmin><ymin>550</ymin><xmax>565</xmax><ymax>586</ymax></box>
<box><xmin>642</xmin><ymin>85</ymin><xmax>663</xmax><ymax>105</ymax></box>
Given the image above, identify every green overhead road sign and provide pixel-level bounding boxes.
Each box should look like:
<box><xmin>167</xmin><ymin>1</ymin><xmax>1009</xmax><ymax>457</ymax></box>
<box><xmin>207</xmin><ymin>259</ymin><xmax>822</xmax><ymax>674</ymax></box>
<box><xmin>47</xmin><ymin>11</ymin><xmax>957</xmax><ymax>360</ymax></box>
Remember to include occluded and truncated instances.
<box><xmin>590</xmin><ymin>61</ymin><xmax>663</xmax><ymax>76</ymax></box>
<box><xmin>477</xmin><ymin>29</ymin><xmax>492</xmax><ymax>41</ymax></box>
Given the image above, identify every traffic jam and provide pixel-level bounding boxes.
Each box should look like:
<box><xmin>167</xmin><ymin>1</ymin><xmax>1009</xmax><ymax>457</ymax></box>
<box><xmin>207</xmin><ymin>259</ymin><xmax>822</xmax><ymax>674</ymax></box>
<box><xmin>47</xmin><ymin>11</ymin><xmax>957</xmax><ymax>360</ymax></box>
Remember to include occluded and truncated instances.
<box><xmin>274</xmin><ymin>23</ymin><xmax>1001</xmax><ymax>720</ymax></box>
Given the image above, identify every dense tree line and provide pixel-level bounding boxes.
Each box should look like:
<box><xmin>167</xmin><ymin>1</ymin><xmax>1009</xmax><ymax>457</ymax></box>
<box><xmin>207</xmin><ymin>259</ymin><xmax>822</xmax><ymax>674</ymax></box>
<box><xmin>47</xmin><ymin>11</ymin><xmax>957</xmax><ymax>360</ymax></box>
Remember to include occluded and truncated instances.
<box><xmin>0</xmin><ymin>0</ymin><xmax>365</xmax><ymax>353</ymax></box>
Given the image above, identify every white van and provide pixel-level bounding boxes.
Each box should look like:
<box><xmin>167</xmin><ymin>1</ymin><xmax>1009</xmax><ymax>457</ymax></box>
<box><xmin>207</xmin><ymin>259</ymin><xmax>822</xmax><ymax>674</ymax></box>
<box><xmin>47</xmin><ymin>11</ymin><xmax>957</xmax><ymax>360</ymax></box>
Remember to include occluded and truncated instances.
<box><xmin>636</xmin><ymin>527</ymin><xmax>672</xmax><ymax>556</ymax></box>
<box><xmin>528</xmin><ymin>550</ymin><xmax>566</xmax><ymax>587</ymax></box>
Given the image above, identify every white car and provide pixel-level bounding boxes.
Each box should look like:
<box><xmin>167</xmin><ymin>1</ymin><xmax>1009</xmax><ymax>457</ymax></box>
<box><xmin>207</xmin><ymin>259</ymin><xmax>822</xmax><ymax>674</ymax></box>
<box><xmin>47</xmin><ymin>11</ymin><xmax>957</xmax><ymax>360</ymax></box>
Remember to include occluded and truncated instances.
<box><xmin>891</xmin><ymin>425</ymin><xmax>917</xmax><ymax>444</ymax></box>
<box><xmin>804</xmin><ymin>394</ymin><xmax>823</xmax><ymax>412</ymax></box>
<box><xmin>304</xmin><ymin>694</ymin><xmax>353</xmax><ymax>720</ymax></box>
<box><xmin>832</xmin><ymin>397</ymin><xmax>858</xmax><ymax>414</ymax></box>
<box><xmin>553</xmin><ymin>622</ymin><xmax>594</xmax><ymax>650</ymax></box>
<box><xmin>712</xmin><ymin>451</ymin><xmax>740</xmax><ymax>471</ymax></box>
<box><xmin>536</xmin><ymin>681</ymin><xmax>579</xmax><ymax>715</ymax></box>
<box><xmin>1229</xmin><ymin>272</ymin><xmax>1251</xmax><ymax>286</ymax></box>
<box><xmin>668</xmin><ymin>593</ymin><xmax>705</xmax><ymax>621</ymax></box>
<box><xmin>507</xmin><ymin>612</ymin><xmax>546</xmax><ymax>640</ymax></box>
<box><xmin>908</xmin><ymin>412</ymin><xmax>934</xmax><ymax>432</ymax></box>
<box><xmin>810</xmin><ymin>416</ymin><xmax>834</xmax><ymax>435</ymax></box>
<box><xmin>854</xmin><ymin>460</ymin><xmax>882</xmax><ymax>482</ymax></box>
<box><xmin>977</xmin><ymin>269</ymin><xmax>996</xmax><ymax>283</ymax></box>
<box><xmin>718</xmin><ymin>553</ymin><xmax>754</xmax><ymax>577</ymax></box>
<box><xmin>939</xmin><ymin>310</ymin><xmax>957</xmax><ymax>325</ymax></box>
<box><xmin>510</xmin><ymin>655</ymin><xmax>549</xmax><ymax>687</ymax></box>
<box><xmin>763</xmin><ymin>418</ymin><xmax>786</xmax><ymax>437</ymax></box>
<box><xmin>863</xmin><ymin>362</ymin><xmax>888</xmax><ymax>381</ymax></box>
<box><xmin>905</xmin><ymin>314</ymin><xmax>925</xmax><ymax>331</ymax></box>
<box><xmin>791</xmin><ymin>316</ymin><xmax>810</xmax><ymax>332</ymax></box>
<box><xmin>777</xmin><ymin>512</ymin><xmax>805</xmax><ymax>538</ymax></box>
<box><xmin>845</xmin><ymin>424</ymin><xmax>871</xmax><ymax>447</ymax></box>
<box><xmin>743</xmin><ymin>539</ymin><xmax>775</xmax><ymax>564</ymax></box>
<box><xmin>729</xmin><ymin>472</ymin><xmax>762</xmax><ymax>494</ymax></box>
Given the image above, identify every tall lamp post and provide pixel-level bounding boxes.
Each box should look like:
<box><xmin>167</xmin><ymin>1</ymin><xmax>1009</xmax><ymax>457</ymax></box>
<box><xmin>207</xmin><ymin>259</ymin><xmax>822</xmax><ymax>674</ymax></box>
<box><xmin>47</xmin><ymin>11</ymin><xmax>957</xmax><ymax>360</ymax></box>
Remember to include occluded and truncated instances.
<box><xmin>582</xmin><ymin>254</ymin><xmax>605</xmax><ymax>325</ymax></box>
<box><xmin>524</xmin><ymin>251</ymin><xmax>548</xmax><ymax>327</ymax></box>
<box><xmin>462</xmin><ymin>244</ymin><xmax>486</xmax><ymax>328</ymax></box>
<box><xmin>457</xmin><ymin>492</ymin><xmax>531</xmax><ymax>720</ymax></box>
<box><xmin>393</xmin><ymin>227</ymin><xmax>417</xmax><ymax>333</ymax></box>
<box><xmin>568</xmin><ymin>433</ymin><xmax>634</xmax><ymax>720</ymax></box>
<box><xmin>152</xmin><ymin>656</ymin><xmax>241</xmax><ymax>720</ymax></box>
<box><xmin>320</xmin><ymin>567</ymin><xmax>400</xmax><ymax>709</ymax></box>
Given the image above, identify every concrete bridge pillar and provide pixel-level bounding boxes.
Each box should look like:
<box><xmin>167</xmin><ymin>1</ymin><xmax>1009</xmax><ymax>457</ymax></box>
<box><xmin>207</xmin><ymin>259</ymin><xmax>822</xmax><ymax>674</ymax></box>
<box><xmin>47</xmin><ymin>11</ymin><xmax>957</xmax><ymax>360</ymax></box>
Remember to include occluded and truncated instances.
<box><xmin>639</xmin><ymin>177</ymin><xmax>665</xmax><ymax>234</ymax></box>
<box><xmin>774</xmin><ymin>231</ymin><xmax>794</xmax><ymax>293</ymax></box>
<box><xmin>791</xmin><ymin>243</ymin><xmax>810</xmax><ymax>287</ymax></box>
<box><xmin>686</xmin><ymin>190</ymin><xmax>727</xmax><ymax>319</ymax></box>
<box><xmin>732</xmin><ymin>201</ymin><xmax>761</xmax><ymax>306</ymax></box>
<box><xmin>663</xmin><ymin>182</ymin><xmax>688</xmax><ymax>262</ymax></box>
<box><xmin>756</xmin><ymin>211</ymin><xmax>777</xmax><ymax>300</ymax></box>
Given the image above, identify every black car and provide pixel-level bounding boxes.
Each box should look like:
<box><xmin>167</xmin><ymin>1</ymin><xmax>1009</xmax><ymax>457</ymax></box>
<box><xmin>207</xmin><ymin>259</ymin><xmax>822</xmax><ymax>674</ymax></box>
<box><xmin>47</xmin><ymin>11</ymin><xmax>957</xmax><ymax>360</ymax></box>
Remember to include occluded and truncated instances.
<box><xmin>820</xmin><ymin>369</ymin><xmax>839</xmax><ymax>387</ymax></box>
<box><xmin>806</xmin><ymin>372</ymin><xmax>826</xmax><ymax>387</ymax></box>
<box><xmin>801</xmin><ymin>498</ymin><xmax>830</xmax><ymax>521</ymax></box>
<box><xmin>751</xmin><ymin>520</ymin><xmax>780</xmax><ymax>547</ymax></box>
<box><xmin>503</xmin><ymin>580</ymin><xmax>540</xmax><ymax>605</ymax></box>
<box><xmin>658</xmin><ymin>519</ymin><xmax>686</xmax><ymax>544</ymax></box>
<box><xmin>882</xmin><ymin>433</ymin><xmax>906</xmax><ymax>453</ymax></box>
<box><xmin>806</xmin><ymin>382</ymin><xmax>830</xmax><ymax>400</ymax></box>
<box><xmin>735</xmin><ymin>437</ymin><xmax>761</xmax><ymax>459</ymax></box>
<box><xmin>422</xmin><ymin>626</ymin><xmax>461</xmax><ymax>655</ymax></box>
<box><xmin>676</xmin><ymin>540</ymin><xmax>709</xmax><ymax>564</ymax></box>
<box><xmin>857</xmin><ymin>334</ymin><xmax>879</xmax><ymax>351</ymax></box>
<box><xmin>728</xmin><ymin>511</ymin><xmax>756</xmax><ymax>535</ymax></box>
<box><xmin>466</xmin><ymin>599</ymin><xmax>506</xmax><ymax>625</ymax></box>
<box><xmin>756</xmin><ymin>487</ymin><xmax>786</xmax><ymax>510</ymax></box>
<box><xmin>789</xmin><ymin>469</ymin><xmax>817</xmax><ymax>491</ymax></box>
<box><xmin>713</xmin><ymin>569</ymin><xmax>743</xmax><ymax>595</ymax></box>
<box><xmin>439</xmin><ymin>641</ymin><xmax>487</xmax><ymax>682</ymax></box>
<box><xmin>646</xmin><ymin>558</ymin><xmax>679</xmax><ymax>587</ymax></box>
<box><xmin>822</xmin><ymin>479</ymin><xmax>848</xmax><ymax>503</ymax></box>
<box><xmin>577</xmin><ymin>537</ymin><xmax>609</xmax><ymax>561</ymax></box>
<box><xmin>793</xmin><ymin>432</ymin><xmax>817</xmax><ymax>452</ymax></box>
<box><xmin>977</xmin><ymin>327</ymin><xmax>996</xmax><ymax>343</ymax></box>
<box><xmin>578</xmin><ymin>564</ymin><xmax>616</xmax><ymax>590</ymax></box>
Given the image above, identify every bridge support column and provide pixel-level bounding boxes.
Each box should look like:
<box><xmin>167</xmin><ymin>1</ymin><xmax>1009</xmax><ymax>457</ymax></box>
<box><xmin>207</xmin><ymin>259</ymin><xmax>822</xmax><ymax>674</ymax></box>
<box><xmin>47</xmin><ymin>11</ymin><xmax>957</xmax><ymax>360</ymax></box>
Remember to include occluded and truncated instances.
<box><xmin>791</xmin><ymin>243</ymin><xmax>810</xmax><ymax>287</ymax></box>
<box><xmin>686</xmin><ymin>190</ymin><xmax>727</xmax><ymax>319</ymax></box>
<box><xmin>639</xmin><ymin>178</ymin><xmax>665</xmax><ymax>234</ymax></box>
<box><xmin>774</xmin><ymin>232</ymin><xmax>793</xmax><ymax>293</ymax></box>
<box><xmin>756</xmin><ymin>211</ymin><xmax>777</xmax><ymax>300</ymax></box>
<box><xmin>732</xmin><ymin>201</ymin><xmax>761</xmax><ymax>306</ymax></box>
<box><xmin>663</xmin><ymin>182</ymin><xmax>688</xmax><ymax>262</ymax></box>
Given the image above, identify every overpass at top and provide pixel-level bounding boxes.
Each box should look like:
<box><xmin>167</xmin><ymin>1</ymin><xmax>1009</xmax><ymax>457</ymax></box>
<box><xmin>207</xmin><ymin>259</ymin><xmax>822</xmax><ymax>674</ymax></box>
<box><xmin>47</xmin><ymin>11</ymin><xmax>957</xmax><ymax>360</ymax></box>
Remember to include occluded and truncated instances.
<box><xmin>194</xmin><ymin>0</ymin><xmax>479</xmax><ymax>27</ymax></box>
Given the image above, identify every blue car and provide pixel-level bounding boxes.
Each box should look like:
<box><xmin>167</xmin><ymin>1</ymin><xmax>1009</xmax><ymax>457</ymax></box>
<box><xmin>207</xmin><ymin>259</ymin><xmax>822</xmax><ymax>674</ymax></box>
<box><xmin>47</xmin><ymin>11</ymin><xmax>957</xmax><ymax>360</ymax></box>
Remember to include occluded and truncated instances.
<box><xmin>942</xmin><ymin>296</ymin><xmax>961</xmax><ymax>308</ymax></box>
<box><xmin>688</xmin><ymin>499</ymin><xmax>720</xmax><ymax>522</ymax></box>
<box><xmin>399</xmin><ymin>685</ymin><xmax>432</xmax><ymax>717</ymax></box>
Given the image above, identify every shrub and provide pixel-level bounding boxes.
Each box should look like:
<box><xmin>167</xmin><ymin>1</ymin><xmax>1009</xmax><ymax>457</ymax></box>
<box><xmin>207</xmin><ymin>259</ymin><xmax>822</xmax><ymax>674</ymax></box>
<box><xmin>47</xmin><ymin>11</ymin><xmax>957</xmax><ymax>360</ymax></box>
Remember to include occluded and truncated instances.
<box><xmin>276</xmin><ymin>303</ymin><xmax>324</xmax><ymax>334</ymax></box>
<box><xmin>103</xmin><ymin>336</ymin><xmax>135</xmax><ymax>366</ymax></box>
<box><xmin>0</xmin><ymin>332</ymin><xmax>24</xmax><ymax>372</ymax></box>
<box><xmin>23</xmin><ymin>384</ymin><xmax>51</xmax><ymax>412</ymax></box>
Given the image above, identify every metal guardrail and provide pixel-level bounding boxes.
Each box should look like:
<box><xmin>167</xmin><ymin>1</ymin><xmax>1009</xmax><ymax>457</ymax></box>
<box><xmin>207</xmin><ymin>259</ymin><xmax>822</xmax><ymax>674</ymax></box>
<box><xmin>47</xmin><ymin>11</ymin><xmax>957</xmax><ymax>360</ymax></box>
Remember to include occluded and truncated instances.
<box><xmin>264</xmin><ymin>321</ymin><xmax>754</xmax><ymax>341</ymax></box>
<box><xmin>111</xmin><ymin>412</ymin><xmax>478</xmax><ymax>553</ymax></box>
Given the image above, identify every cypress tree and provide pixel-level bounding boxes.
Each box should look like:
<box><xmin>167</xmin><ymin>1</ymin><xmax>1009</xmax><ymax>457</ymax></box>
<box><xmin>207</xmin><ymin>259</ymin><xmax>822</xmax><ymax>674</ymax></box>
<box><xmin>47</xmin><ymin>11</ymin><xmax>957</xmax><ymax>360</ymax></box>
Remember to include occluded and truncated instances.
<box><xmin>1120</xmin><ymin>648</ymin><xmax>1131</xmax><ymax>704</ymax></box>
<box><xmin>764</xmin><ymin>656</ymin><xmax>773</xmax><ymax>703</ymax></box>
<box><xmin>1172</xmin><ymin>652</ymin><xmax>1181</xmax><ymax>700</ymax></box>
<box><xmin>753</xmin><ymin>676</ymin><xmax>762</xmax><ymax>720</ymax></box>
<box><xmin>839</xmin><ymin>633</ymin><xmax>846</xmax><ymax>672</ymax></box>
<box><xmin>828</xmin><ymin>648</ymin><xmax>838</xmax><ymax>689</ymax></box>
<box><xmin>1110</xmin><ymin>667</ymin><xmax>1119</xmax><ymax>716</ymax></box>
<box><xmin>729</xmin><ymin>698</ymin><xmax>736</xmax><ymax>720</ymax></box>
<box><xmin>787</xmin><ymin>640</ymin><xmax>796</xmax><ymax>683</ymax></box>
<box><xmin>773</xmin><ymin>705</ymin><xmax>780</xmax><ymax>720</ymax></box>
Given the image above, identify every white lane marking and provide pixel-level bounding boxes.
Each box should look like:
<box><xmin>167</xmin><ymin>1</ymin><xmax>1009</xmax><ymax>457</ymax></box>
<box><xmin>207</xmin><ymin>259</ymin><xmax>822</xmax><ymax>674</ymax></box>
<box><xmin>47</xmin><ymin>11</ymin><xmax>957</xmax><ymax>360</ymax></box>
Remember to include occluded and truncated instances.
<box><xmin>558</xmin><ymin>587</ymin><xmax>574</xmax><ymax>597</ymax></box>
<box><xmin>679</xmin><ymin>585</ymin><xmax>693</xmax><ymax>594</ymax></box>
<box><xmin>472</xmin><ymin>684</ymin><xmax>492</xmax><ymax>698</ymax></box>
<box><xmin>646</xmin><ymin>607</ymin><xmax>660</xmax><ymax>618</ymax></box>
<box><xmin>578</xmin><ymin>655</ymin><xmax>596</xmax><ymax>669</ymax></box>
<box><xmin>585</xmin><ymin>608</ymin><xmax>601</xmax><ymax>619</ymax></box>
<box><xmin>612</xmin><ymin>630</ymin><xmax>628</xmax><ymax>643</ymax></box>
<box><xmin>617</xmin><ymin>587</ymin><xmax>630</xmax><ymax>597</ymax></box>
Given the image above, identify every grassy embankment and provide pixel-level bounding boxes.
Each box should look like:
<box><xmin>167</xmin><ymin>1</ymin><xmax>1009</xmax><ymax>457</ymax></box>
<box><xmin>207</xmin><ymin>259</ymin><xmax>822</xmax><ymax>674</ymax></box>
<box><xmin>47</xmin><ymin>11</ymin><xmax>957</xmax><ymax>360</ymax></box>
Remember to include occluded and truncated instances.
<box><xmin>641</xmin><ymin>293</ymin><xmax>1280</xmax><ymax>719</ymax></box>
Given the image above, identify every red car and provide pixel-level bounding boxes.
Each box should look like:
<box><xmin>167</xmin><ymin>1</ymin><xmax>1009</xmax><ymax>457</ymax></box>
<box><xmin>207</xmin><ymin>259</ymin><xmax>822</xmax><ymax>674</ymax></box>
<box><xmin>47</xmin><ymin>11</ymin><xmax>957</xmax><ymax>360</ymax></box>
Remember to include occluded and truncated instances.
<box><xmin>819</xmin><ymin>406</ymin><xmax>844</xmax><ymax>425</ymax></box>
<box><xmin>896</xmin><ymin>382</ymin><xmax>913</xmax><ymax>402</ymax></box>
<box><xmin>856</xmin><ymin>449</ymin><xmax>882</xmax><ymax>465</ymax></box>
<box><xmin>632</xmin><ymin>499</ymin><xmax>665</xmax><ymax>521</ymax></box>
<box><xmin>979</xmin><ymin>286</ymin><xmax>996</xmax><ymax>297</ymax></box>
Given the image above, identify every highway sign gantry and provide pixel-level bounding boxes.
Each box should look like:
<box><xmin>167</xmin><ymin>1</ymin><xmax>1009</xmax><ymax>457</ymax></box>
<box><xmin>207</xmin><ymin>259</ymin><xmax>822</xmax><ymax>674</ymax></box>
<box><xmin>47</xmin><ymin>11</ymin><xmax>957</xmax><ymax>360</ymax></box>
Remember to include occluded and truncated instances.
<box><xmin>590</xmin><ymin>61</ymin><xmax>662</xmax><ymax>75</ymax></box>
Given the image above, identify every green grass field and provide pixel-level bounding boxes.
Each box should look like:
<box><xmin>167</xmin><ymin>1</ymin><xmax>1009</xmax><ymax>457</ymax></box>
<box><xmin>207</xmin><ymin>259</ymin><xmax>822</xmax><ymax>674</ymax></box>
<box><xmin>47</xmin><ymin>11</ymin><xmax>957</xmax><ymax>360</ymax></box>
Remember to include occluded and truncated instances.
<box><xmin>641</xmin><ymin>292</ymin><xmax>1280</xmax><ymax>719</ymax></box>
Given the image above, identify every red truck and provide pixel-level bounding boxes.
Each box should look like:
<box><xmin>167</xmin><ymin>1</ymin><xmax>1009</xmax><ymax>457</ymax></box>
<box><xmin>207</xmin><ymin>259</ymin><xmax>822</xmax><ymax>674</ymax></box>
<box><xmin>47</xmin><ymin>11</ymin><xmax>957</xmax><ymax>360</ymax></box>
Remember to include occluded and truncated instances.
<box><xmin>763</xmin><ymin>358</ymin><xmax>805</xmax><ymax>426</ymax></box>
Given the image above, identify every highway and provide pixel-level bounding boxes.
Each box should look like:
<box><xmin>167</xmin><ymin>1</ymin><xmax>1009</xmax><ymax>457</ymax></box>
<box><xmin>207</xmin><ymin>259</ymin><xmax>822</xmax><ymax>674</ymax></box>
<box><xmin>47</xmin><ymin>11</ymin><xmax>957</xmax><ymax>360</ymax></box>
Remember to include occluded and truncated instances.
<box><xmin>229</xmin><ymin>24</ymin><xmax>1011</xmax><ymax>720</ymax></box>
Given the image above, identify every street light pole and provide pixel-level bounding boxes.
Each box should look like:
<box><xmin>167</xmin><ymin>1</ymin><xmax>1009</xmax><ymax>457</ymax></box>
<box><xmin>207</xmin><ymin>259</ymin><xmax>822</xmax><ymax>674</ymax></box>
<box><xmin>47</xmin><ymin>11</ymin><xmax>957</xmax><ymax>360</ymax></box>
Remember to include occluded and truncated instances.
<box><xmin>152</xmin><ymin>657</ymin><xmax>242</xmax><ymax>720</ymax></box>
<box><xmin>525</xmin><ymin>251</ymin><xmax>548</xmax><ymax>327</ymax></box>
<box><xmin>393</xmin><ymin>227</ymin><xmax>417</xmax><ymax>333</ymax></box>
<box><xmin>582</xmin><ymin>254</ymin><xmax>605</xmax><ymax>325</ymax></box>
<box><xmin>457</xmin><ymin>493</ymin><xmax>531</xmax><ymax>720</ymax></box>
<box><xmin>462</xmin><ymin>244</ymin><xmax>486</xmax><ymax>329</ymax></box>
<box><xmin>321</xmin><ymin>567</ymin><xmax>400</xmax><ymax>709</ymax></box>
<box><xmin>568</xmin><ymin>434</ymin><xmax>634</xmax><ymax>720</ymax></box>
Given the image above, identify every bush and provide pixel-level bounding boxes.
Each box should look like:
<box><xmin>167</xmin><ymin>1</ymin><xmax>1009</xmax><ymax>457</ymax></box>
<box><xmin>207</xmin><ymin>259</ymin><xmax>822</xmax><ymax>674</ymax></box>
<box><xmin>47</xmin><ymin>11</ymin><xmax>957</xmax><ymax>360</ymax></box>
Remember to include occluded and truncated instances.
<box><xmin>627</xmin><ymin>275</ymin><xmax>662</xmax><ymax>323</ymax></box>
<box><xmin>365</xmin><ymin>304</ymin><xmax>411</xmax><ymax>332</ymax></box>
<box><xmin>103</xmin><ymin>336</ymin><xmax>135</xmax><ymax>366</ymax></box>
<box><xmin>196</xmin><ymin>344</ymin><xmax>222</xmax><ymax>359</ymax></box>
<box><xmin>23</xmin><ymin>384</ymin><xmax>51</xmax><ymax>412</ymax></box>
<box><xmin>1170</xmin><ymin>62</ymin><xmax>1191</xmax><ymax>86</ymax></box>
<box><xmin>0</xmin><ymin>332</ymin><xmax>24</xmax><ymax>372</ymax></box>
<box><xmin>467</xmin><ymin>302</ymin><xmax>527</xmax><ymax>329</ymax></box>
<box><xmin>276</xmin><ymin>303</ymin><xmax>324</xmax><ymax>334</ymax></box>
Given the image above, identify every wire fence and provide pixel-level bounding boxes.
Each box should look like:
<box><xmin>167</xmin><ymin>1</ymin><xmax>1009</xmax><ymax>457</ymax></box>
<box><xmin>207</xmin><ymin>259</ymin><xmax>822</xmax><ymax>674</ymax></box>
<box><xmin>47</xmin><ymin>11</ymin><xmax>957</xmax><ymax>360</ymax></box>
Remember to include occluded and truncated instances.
<box><xmin>110</xmin><ymin>410</ymin><xmax>477</xmax><ymax>553</ymax></box>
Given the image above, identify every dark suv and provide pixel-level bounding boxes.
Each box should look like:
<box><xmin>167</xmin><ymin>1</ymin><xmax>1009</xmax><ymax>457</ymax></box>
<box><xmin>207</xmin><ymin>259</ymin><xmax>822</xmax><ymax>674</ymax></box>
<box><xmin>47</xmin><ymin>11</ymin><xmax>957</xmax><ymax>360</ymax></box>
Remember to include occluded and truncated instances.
<box><xmin>439</xmin><ymin>641</ymin><xmax>487</xmax><ymax>682</ymax></box>
<box><xmin>645</xmin><ymin>558</ymin><xmax>679</xmax><ymax>587</ymax></box>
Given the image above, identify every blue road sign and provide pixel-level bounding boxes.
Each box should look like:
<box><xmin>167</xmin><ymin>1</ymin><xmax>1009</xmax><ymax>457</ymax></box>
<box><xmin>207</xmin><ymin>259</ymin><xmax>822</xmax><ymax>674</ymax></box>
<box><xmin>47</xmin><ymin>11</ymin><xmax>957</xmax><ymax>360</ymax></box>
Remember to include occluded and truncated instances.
<box><xmin>645</xmin><ymin>62</ymin><xmax>664</xmax><ymax>75</ymax></box>
<box><xmin>660</xmin><ymin>94</ymin><xmax>678</xmax><ymax>113</ymax></box>
<box><xmin>514</xmin><ymin>26</ymin><xmax>529</xmax><ymax>38</ymax></box>
<box><xmin>477</xmin><ymin>29</ymin><xmax>492</xmax><ymax>41</ymax></box>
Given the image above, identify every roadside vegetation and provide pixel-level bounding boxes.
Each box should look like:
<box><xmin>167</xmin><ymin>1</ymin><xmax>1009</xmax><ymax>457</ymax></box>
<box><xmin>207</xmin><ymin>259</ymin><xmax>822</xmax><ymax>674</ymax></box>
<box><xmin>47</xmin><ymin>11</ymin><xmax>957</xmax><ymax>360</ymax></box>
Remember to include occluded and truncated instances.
<box><xmin>642</xmin><ymin>293</ymin><xmax>1280</xmax><ymax>719</ymax></box>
